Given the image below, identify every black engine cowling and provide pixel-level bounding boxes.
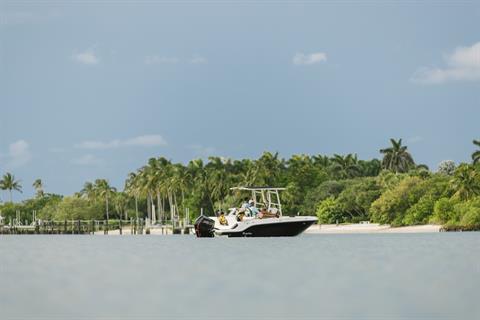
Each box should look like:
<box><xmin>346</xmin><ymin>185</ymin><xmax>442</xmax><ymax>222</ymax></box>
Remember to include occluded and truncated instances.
<box><xmin>194</xmin><ymin>215</ymin><xmax>215</xmax><ymax>237</ymax></box>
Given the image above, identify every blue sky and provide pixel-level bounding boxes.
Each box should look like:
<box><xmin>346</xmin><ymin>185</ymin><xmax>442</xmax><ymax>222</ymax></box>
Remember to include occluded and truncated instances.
<box><xmin>1</xmin><ymin>1</ymin><xmax>480</xmax><ymax>200</ymax></box>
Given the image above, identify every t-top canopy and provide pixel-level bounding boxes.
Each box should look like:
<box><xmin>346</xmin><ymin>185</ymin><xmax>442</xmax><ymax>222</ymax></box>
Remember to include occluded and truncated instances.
<box><xmin>230</xmin><ymin>186</ymin><xmax>285</xmax><ymax>216</ymax></box>
<box><xmin>230</xmin><ymin>186</ymin><xmax>286</xmax><ymax>191</ymax></box>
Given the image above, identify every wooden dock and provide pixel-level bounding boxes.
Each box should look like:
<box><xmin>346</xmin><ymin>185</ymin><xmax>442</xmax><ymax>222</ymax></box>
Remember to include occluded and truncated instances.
<box><xmin>0</xmin><ymin>219</ymin><xmax>194</xmax><ymax>235</ymax></box>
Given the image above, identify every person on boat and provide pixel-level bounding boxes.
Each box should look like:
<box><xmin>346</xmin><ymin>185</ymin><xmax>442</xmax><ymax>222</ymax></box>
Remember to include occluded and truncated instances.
<box><xmin>246</xmin><ymin>199</ymin><xmax>259</xmax><ymax>217</ymax></box>
<box><xmin>236</xmin><ymin>199</ymin><xmax>248</xmax><ymax>221</ymax></box>
<box><xmin>257</xmin><ymin>207</ymin><xmax>280</xmax><ymax>219</ymax></box>
<box><xmin>218</xmin><ymin>211</ymin><xmax>228</xmax><ymax>226</ymax></box>
<box><xmin>240</xmin><ymin>198</ymin><xmax>250</xmax><ymax>210</ymax></box>
<box><xmin>237</xmin><ymin>210</ymin><xmax>245</xmax><ymax>222</ymax></box>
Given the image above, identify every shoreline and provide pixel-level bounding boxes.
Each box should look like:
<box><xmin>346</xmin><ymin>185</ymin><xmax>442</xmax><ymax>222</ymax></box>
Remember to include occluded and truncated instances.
<box><xmin>305</xmin><ymin>223</ymin><xmax>442</xmax><ymax>234</ymax></box>
<box><xmin>1</xmin><ymin>222</ymin><xmax>443</xmax><ymax>235</ymax></box>
<box><xmin>90</xmin><ymin>223</ymin><xmax>442</xmax><ymax>235</ymax></box>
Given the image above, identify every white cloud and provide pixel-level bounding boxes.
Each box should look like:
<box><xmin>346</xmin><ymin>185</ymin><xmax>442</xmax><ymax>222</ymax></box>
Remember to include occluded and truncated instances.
<box><xmin>7</xmin><ymin>140</ymin><xmax>31</xmax><ymax>168</ymax></box>
<box><xmin>293</xmin><ymin>52</ymin><xmax>327</xmax><ymax>65</ymax></box>
<box><xmin>71</xmin><ymin>154</ymin><xmax>104</xmax><ymax>166</ymax></box>
<box><xmin>76</xmin><ymin>140</ymin><xmax>119</xmax><ymax>149</ymax></box>
<box><xmin>411</xmin><ymin>42</ymin><xmax>480</xmax><ymax>84</ymax></box>
<box><xmin>189</xmin><ymin>55</ymin><xmax>207</xmax><ymax>64</ymax></box>
<box><xmin>145</xmin><ymin>55</ymin><xmax>179</xmax><ymax>65</ymax></box>
<box><xmin>76</xmin><ymin>134</ymin><xmax>167</xmax><ymax>150</ymax></box>
<box><xmin>123</xmin><ymin>135</ymin><xmax>167</xmax><ymax>147</ymax></box>
<box><xmin>72</xmin><ymin>49</ymin><xmax>99</xmax><ymax>65</ymax></box>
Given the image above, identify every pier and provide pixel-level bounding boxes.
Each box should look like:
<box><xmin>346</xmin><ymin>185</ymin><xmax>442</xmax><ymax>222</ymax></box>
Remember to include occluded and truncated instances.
<box><xmin>0</xmin><ymin>218</ymin><xmax>194</xmax><ymax>235</ymax></box>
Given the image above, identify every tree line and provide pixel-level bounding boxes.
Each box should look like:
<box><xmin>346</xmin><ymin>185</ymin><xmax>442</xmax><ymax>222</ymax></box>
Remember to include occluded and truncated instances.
<box><xmin>1</xmin><ymin>139</ymin><xmax>480</xmax><ymax>230</ymax></box>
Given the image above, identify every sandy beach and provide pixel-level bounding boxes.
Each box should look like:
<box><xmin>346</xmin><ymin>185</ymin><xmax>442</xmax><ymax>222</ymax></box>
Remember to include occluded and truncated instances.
<box><xmin>305</xmin><ymin>223</ymin><xmax>441</xmax><ymax>234</ymax></box>
<box><xmin>94</xmin><ymin>223</ymin><xmax>441</xmax><ymax>235</ymax></box>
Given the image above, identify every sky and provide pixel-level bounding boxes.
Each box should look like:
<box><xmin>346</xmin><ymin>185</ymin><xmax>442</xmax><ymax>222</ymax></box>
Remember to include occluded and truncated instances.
<box><xmin>1</xmin><ymin>0</ymin><xmax>480</xmax><ymax>200</ymax></box>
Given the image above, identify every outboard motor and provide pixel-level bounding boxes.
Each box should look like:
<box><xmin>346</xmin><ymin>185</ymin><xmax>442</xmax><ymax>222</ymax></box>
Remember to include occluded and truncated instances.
<box><xmin>194</xmin><ymin>215</ymin><xmax>215</xmax><ymax>237</ymax></box>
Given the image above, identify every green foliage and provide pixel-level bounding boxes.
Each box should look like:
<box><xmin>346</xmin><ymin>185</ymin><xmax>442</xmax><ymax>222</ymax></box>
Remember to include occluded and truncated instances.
<box><xmin>450</xmin><ymin>164</ymin><xmax>480</xmax><ymax>200</ymax></box>
<box><xmin>299</xmin><ymin>180</ymin><xmax>344</xmax><ymax>215</ymax></box>
<box><xmin>0</xmin><ymin>172</ymin><xmax>22</xmax><ymax>202</ymax></box>
<box><xmin>0</xmin><ymin>202</ymin><xmax>22</xmax><ymax>222</ymax></box>
<box><xmin>32</xmin><ymin>179</ymin><xmax>44</xmax><ymax>198</ymax></box>
<box><xmin>432</xmin><ymin>197</ymin><xmax>458</xmax><ymax>224</ymax></box>
<box><xmin>459</xmin><ymin>198</ymin><xmax>480</xmax><ymax>229</ymax></box>
<box><xmin>472</xmin><ymin>140</ymin><xmax>480</xmax><ymax>165</ymax></box>
<box><xmin>316</xmin><ymin>197</ymin><xmax>341</xmax><ymax>224</ymax></box>
<box><xmin>328</xmin><ymin>154</ymin><xmax>361</xmax><ymax>179</ymax></box>
<box><xmin>0</xmin><ymin>194</ymin><xmax>62</xmax><ymax>223</ymax></box>
<box><xmin>335</xmin><ymin>178</ymin><xmax>381</xmax><ymax>222</ymax></box>
<box><xmin>376</xmin><ymin>170</ymin><xmax>407</xmax><ymax>191</ymax></box>
<box><xmin>358</xmin><ymin>159</ymin><xmax>382</xmax><ymax>177</ymax></box>
<box><xmin>380</xmin><ymin>138</ymin><xmax>415</xmax><ymax>173</ymax></box>
<box><xmin>39</xmin><ymin>196</ymin><xmax>103</xmax><ymax>220</ymax></box>
<box><xmin>403</xmin><ymin>175</ymin><xmax>449</xmax><ymax>225</ymax></box>
<box><xmin>403</xmin><ymin>195</ymin><xmax>435</xmax><ymax>225</ymax></box>
<box><xmin>441</xmin><ymin>197</ymin><xmax>480</xmax><ymax>230</ymax></box>
<box><xmin>370</xmin><ymin>176</ymin><xmax>426</xmax><ymax>226</ymax></box>
<box><xmin>3</xmin><ymin>141</ymin><xmax>480</xmax><ymax>231</ymax></box>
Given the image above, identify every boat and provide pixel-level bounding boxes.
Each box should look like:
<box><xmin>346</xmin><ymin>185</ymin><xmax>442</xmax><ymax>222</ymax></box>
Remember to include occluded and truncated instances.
<box><xmin>194</xmin><ymin>187</ymin><xmax>317</xmax><ymax>237</ymax></box>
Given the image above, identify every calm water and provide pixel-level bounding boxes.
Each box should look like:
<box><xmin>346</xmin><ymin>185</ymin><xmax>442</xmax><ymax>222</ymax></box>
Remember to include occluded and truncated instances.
<box><xmin>1</xmin><ymin>233</ymin><xmax>479</xmax><ymax>320</ymax></box>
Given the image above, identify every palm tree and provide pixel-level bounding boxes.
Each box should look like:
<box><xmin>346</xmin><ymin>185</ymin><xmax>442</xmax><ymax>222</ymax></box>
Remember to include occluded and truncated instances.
<box><xmin>329</xmin><ymin>154</ymin><xmax>361</xmax><ymax>179</ymax></box>
<box><xmin>380</xmin><ymin>138</ymin><xmax>415</xmax><ymax>173</ymax></box>
<box><xmin>80</xmin><ymin>181</ymin><xmax>97</xmax><ymax>202</ymax></box>
<box><xmin>205</xmin><ymin>157</ymin><xmax>234</xmax><ymax>211</ymax></box>
<box><xmin>171</xmin><ymin>164</ymin><xmax>192</xmax><ymax>217</ymax></box>
<box><xmin>358</xmin><ymin>159</ymin><xmax>382</xmax><ymax>177</ymax></box>
<box><xmin>95</xmin><ymin>179</ymin><xmax>116</xmax><ymax>221</ymax></box>
<box><xmin>0</xmin><ymin>173</ymin><xmax>22</xmax><ymax>202</ymax></box>
<box><xmin>472</xmin><ymin>139</ymin><xmax>480</xmax><ymax>165</ymax></box>
<box><xmin>188</xmin><ymin>158</ymin><xmax>209</xmax><ymax>210</ymax></box>
<box><xmin>145</xmin><ymin>158</ymin><xmax>167</xmax><ymax>222</ymax></box>
<box><xmin>32</xmin><ymin>179</ymin><xmax>44</xmax><ymax>198</ymax></box>
<box><xmin>313</xmin><ymin>155</ymin><xmax>331</xmax><ymax>169</ymax></box>
<box><xmin>113</xmin><ymin>192</ymin><xmax>129</xmax><ymax>219</ymax></box>
<box><xmin>255</xmin><ymin>152</ymin><xmax>284</xmax><ymax>186</ymax></box>
<box><xmin>451</xmin><ymin>164</ymin><xmax>480</xmax><ymax>200</ymax></box>
<box><xmin>125</xmin><ymin>172</ymin><xmax>141</xmax><ymax>219</ymax></box>
<box><xmin>286</xmin><ymin>154</ymin><xmax>318</xmax><ymax>190</ymax></box>
<box><xmin>241</xmin><ymin>163</ymin><xmax>260</xmax><ymax>187</ymax></box>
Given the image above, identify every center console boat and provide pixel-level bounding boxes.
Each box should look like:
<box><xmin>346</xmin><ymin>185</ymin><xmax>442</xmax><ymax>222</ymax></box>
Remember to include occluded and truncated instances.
<box><xmin>194</xmin><ymin>187</ymin><xmax>317</xmax><ymax>237</ymax></box>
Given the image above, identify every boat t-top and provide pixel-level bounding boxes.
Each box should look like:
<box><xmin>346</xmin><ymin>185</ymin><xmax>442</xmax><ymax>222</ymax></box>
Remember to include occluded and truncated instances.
<box><xmin>194</xmin><ymin>187</ymin><xmax>317</xmax><ymax>237</ymax></box>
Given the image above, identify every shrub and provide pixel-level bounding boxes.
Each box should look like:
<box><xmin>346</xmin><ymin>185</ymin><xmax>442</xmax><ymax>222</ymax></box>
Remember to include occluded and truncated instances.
<box><xmin>404</xmin><ymin>195</ymin><xmax>436</xmax><ymax>225</ymax></box>
<box><xmin>299</xmin><ymin>180</ymin><xmax>345</xmax><ymax>215</ymax></box>
<box><xmin>370</xmin><ymin>176</ymin><xmax>426</xmax><ymax>225</ymax></box>
<box><xmin>316</xmin><ymin>197</ymin><xmax>341</xmax><ymax>224</ymax></box>
<box><xmin>335</xmin><ymin>177</ymin><xmax>381</xmax><ymax>222</ymax></box>
<box><xmin>456</xmin><ymin>198</ymin><xmax>480</xmax><ymax>229</ymax></box>
<box><xmin>432</xmin><ymin>197</ymin><xmax>457</xmax><ymax>224</ymax></box>
<box><xmin>39</xmin><ymin>196</ymin><xmax>104</xmax><ymax>220</ymax></box>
